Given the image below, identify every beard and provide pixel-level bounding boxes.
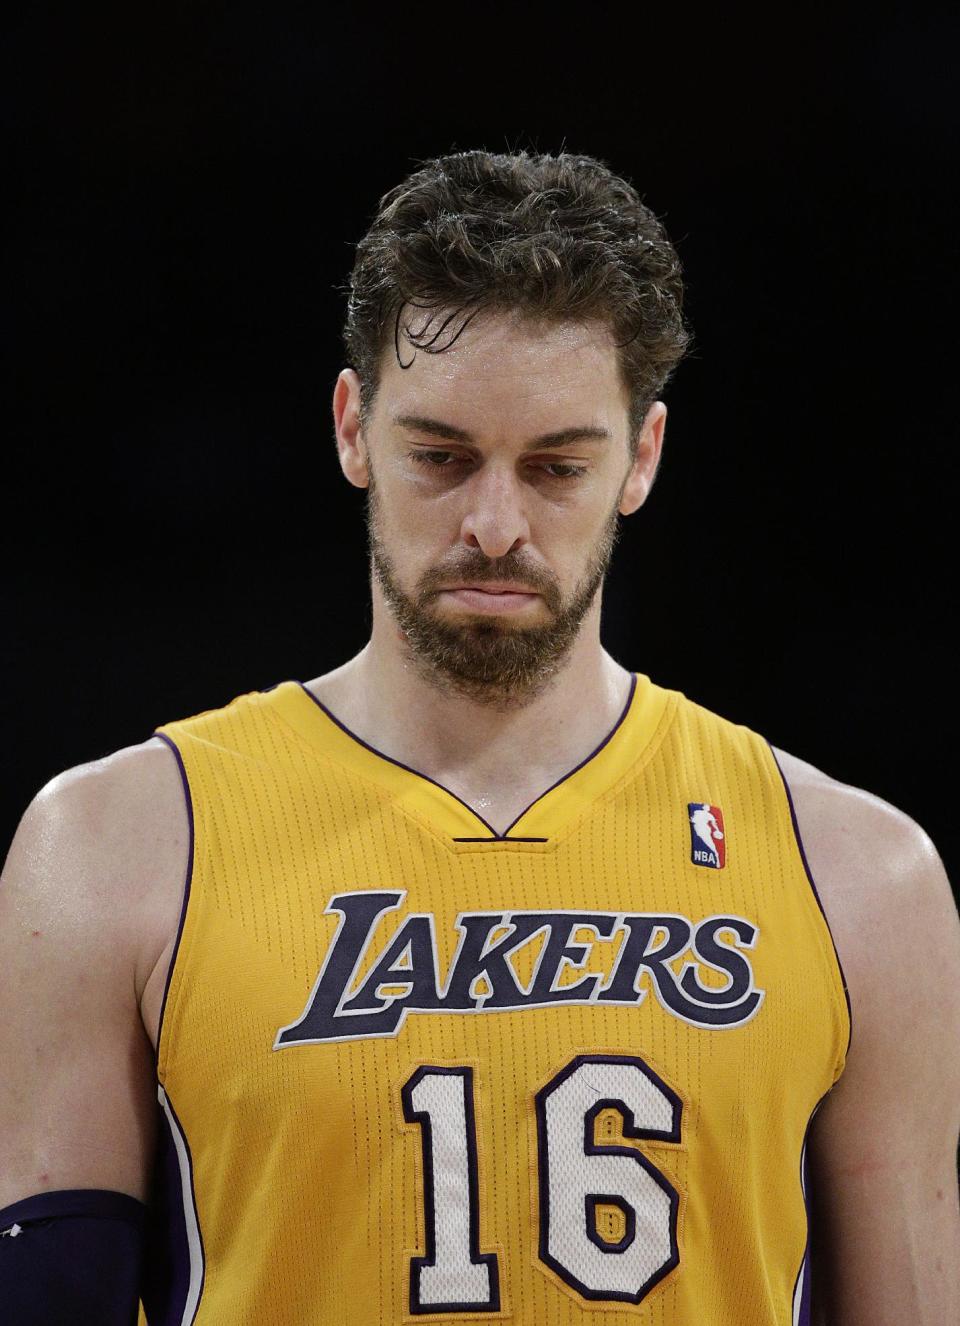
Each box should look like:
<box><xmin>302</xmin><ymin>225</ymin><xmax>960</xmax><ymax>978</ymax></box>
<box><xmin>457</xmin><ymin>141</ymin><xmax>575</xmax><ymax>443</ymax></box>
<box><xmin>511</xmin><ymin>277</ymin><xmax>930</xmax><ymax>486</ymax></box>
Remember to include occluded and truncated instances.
<box><xmin>366</xmin><ymin>473</ymin><xmax>621</xmax><ymax>708</ymax></box>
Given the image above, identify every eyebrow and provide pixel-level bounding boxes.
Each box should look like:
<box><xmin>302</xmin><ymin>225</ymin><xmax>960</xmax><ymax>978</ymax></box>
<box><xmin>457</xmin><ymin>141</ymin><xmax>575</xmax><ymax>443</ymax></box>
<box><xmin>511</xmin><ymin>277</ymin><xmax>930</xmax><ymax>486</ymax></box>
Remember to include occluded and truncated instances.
<box><xmin>393</xmin><ymin>414</ymin><xmax>611</xmax><ymax>450</ymax></box>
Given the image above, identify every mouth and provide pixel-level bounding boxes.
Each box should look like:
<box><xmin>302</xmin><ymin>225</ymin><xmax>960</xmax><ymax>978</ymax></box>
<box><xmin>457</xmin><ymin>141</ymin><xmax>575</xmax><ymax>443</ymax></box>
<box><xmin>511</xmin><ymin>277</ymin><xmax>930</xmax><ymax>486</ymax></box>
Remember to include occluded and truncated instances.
<box><xmin>438</xmin><ymin>584</ymin><xmax>541</xmax><ymax>614</ymax></box>
<box><xmin>446</xmin><ymin>581</ymin><xmax>538</xmax><ymax>595</ymax></box>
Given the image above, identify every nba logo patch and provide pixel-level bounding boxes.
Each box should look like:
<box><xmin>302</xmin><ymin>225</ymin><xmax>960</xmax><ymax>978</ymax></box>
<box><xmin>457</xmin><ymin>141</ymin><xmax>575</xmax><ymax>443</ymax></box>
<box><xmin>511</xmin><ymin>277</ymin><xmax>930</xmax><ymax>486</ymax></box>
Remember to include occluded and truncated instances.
<box><xmin>688</xmin><ymin>803</ymin><xmax>726</xmax><ymax>869</ymax></box>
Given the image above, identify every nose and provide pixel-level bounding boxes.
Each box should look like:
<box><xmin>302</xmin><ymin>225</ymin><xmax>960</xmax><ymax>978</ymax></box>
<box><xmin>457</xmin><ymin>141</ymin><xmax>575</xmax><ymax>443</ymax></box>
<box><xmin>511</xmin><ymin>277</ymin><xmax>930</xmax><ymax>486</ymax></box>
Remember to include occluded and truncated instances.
<box><xmin>458</xmin><ymin>462</ymin><xmax>530</xmax><ymax>560</ymax></box>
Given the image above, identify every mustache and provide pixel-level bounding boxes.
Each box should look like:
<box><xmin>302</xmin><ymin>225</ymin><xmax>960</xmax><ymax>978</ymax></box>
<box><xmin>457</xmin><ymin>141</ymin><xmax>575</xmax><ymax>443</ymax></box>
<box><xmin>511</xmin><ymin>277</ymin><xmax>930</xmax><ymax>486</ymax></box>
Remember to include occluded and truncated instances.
<box><xmin>417</xmin><ymin>552</ymin><xmax>560</xmax><ymax>600</ymax></box>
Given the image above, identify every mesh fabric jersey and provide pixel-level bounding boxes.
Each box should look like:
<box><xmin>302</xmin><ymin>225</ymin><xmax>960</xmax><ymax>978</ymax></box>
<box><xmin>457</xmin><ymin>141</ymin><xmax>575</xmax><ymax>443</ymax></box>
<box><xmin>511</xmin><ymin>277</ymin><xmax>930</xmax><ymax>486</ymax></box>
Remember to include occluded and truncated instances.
<box><xmin>137</xmin><ymin>674</ymin><xmax>849</xmax><ymax>1325</ymax></box>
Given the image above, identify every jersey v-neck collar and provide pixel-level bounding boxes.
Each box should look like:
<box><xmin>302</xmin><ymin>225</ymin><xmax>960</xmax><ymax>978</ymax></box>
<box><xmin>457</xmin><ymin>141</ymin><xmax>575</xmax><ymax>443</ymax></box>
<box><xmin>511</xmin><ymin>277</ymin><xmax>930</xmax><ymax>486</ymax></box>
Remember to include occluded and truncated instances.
<box><xmin>262</xmin><ymin>673</ymin><xmax>675</xmax><ymax>847</ymax></box>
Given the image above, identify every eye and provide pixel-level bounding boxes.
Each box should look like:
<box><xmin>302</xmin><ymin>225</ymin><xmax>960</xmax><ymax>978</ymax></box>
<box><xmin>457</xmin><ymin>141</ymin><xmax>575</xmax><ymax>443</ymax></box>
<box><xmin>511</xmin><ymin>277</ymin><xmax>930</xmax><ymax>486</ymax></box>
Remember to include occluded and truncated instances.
<box><xmin>538</xmin><ymin>462</ymin><xmax>588</xmax><ymax>480</ymax></box>
<box><xmin>408</xmin><ymin>450</ymin><xmax>587</xmax><ymax>482</ymax></box>
<box><xmin>409</xmin><ymin>449</ymin><xmax>465</xmax><ymax>468</ymax></box>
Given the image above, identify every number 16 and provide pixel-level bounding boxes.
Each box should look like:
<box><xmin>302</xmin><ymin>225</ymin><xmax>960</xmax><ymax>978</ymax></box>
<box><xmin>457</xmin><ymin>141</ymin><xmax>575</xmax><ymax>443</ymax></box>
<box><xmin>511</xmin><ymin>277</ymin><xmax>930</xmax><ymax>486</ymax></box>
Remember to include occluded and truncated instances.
<box><xmin>401</xmin><ymin>1053</ymin><xmax>682</xmax><ymax>1314</ymax></box>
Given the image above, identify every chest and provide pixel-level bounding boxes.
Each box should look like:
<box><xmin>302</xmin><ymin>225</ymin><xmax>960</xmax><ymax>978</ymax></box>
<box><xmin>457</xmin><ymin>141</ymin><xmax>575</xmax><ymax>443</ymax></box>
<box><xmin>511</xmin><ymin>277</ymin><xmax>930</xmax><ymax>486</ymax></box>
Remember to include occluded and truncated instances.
<box><xmin>158</xmin><ymin>782</ymin><xmax>842</xmax><ymax>1093</ymax></box>
<box><xmin>154</xmin><ymin>827</ymin><xmax>842</xmax><ymax>1323</ymax></box>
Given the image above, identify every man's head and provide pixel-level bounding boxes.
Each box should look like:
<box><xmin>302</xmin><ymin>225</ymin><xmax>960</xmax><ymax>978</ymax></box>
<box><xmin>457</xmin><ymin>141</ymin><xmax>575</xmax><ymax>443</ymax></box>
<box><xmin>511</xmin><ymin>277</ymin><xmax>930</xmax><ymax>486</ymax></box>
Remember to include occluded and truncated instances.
<box><xmin>333</xmin><ymin>150</ymin><xmax>690</xmax><ymax>706</ymax></box>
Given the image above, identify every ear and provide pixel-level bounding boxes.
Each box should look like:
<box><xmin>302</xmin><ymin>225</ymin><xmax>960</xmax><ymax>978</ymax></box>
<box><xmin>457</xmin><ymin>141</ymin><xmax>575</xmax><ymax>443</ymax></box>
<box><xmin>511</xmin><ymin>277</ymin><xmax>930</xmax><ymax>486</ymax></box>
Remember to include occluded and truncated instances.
<box><xmin>619</xmin><ymin>402</ymin><xmax>667</xmax><ymax>516</ymax></box>
<box><xmin>333</xmin><ymin>369</ymin><xmax>370</xmax><ymax>489</ymax></box>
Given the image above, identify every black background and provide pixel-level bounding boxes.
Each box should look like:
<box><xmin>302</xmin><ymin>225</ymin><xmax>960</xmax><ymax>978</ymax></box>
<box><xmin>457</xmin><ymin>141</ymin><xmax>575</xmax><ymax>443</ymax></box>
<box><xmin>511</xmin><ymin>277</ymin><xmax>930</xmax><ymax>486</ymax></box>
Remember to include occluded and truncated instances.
<box><xmin>3</xmin><ymin>7</ymin><xmax>957</xmax><ymax>899</ymax></box>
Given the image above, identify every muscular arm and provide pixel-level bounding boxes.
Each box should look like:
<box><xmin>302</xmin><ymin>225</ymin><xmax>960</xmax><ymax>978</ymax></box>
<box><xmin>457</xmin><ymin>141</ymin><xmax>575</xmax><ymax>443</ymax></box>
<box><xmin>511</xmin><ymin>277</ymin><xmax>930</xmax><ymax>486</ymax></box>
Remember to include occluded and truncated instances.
<box><xmin>0</xmin><ymin>739</ymin><xmax>187</xmax><ymax>1210</ymax></box>
<box><xmin>777</xmin><ymin>750</ymin><xmax>960</xmax><ymax>1326</ymax></box>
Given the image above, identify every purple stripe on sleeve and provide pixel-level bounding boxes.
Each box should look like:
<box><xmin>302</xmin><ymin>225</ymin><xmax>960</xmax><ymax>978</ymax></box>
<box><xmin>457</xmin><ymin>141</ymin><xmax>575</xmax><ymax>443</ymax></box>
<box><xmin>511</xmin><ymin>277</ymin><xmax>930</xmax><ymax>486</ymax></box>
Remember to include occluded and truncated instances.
<box><xmin>790</xmin><ymin>1140</ymin><xmax>811</xmax><ymax>1326</ymax></box>
<box><xmin>151</xmin><ymin>732</ymin><xmax>196</xmax><ymax>1067</ymax></box>
<box><xmin>142</xmin><ymin>733</ymin><xmax>204</xmax><ymax>1323</ymax></box>
<box><xmin>791</xmin><ymin>1090</ymin><xmax>832</xmax><ymax>1326</ymax></box>
<box><xmin>139</xmin><ymin>1087</ymin><xmax>205</xmax><ymax>1325</ymax></box>
<box><xmin>767</xmin><ymin>743</ymin><xmax>853</xmax><ymax>1057</ymax></box>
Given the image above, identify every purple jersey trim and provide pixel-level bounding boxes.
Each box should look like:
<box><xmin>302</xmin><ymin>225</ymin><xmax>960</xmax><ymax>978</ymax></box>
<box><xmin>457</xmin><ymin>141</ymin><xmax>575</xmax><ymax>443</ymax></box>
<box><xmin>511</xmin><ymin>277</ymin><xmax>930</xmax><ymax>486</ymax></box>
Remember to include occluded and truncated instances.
<box><xmin>140</xmin><ymin>1087</ymin><xmax>205</xmax><ymax>1326</ymax></box>
<box><xmin>500</xmin><ymin>673</ymin><xmax>637</xmax><ymax>835</ymax></box>
<box><xmin>767</xmin><ymin>744</ymin><xmax>853</xmax><ymax>1059</ymax></box>
<box><xmin>791</xmin><ymin>1092</ymin><xmax>829</xmax><ymax>1326</ymax></box>
<box><xmin>451</xmin><ymin>835</ymin><xmax>549</xmax><ymax>843</ymax></box>
<box><xmin>798</xmin><ymin>1144</ymin><xmax>813</xmax><ymax>1326</ymax></box>
<box><xmin>294</xmin><ymin>674</ymin><xmax>638</xmax><ymax>841</ymax></box>
<box><xmin>151</xmin><ymin>732</ymin><xmax>196</xmax><ymax>1070</ymax></box>
<box><xmin>143</xmin><ymin>736</ymin><xmax>204</xmax><ymax>1324</ymax></box>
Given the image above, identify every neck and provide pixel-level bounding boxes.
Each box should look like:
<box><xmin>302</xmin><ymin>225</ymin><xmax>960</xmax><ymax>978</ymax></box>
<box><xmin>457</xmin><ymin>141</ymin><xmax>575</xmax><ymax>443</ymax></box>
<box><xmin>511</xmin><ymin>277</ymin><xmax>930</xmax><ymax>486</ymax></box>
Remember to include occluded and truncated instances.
<box><xmin>304</xmin><ymin>593</ymin><xmax>633</xmax><ymax>808</ymax></box>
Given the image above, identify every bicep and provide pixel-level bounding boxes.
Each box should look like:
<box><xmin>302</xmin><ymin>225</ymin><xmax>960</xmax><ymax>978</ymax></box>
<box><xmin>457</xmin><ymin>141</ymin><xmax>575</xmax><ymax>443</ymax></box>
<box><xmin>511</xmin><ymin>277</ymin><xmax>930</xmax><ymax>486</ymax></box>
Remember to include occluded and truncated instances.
<box><xmin>807</xmin><ymin>836</ymin><xmax>960</xmax><ymax>1326</ymax></box>
<box><xmin>0</xmin><ymin>771</ymin><xmax>159</xmax><ymax>1208</ymax></box>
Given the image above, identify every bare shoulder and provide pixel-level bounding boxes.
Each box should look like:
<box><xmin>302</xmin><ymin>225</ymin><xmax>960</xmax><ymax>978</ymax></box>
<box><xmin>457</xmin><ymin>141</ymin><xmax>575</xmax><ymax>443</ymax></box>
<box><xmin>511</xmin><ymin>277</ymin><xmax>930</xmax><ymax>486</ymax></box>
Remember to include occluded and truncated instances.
<box><xmin>11</xmin><ymin>734</ymin><xmax>184</xmax><ymax>852</ymax></box>
<box><xmin>2</xmin><ymin>736</ymin><xmax>188</xmax><ymax>996</ymax></box>
<box><xmin>772</xmin><ymin>743</ymin><xmax>959</xmax><ymax>1123</ymax></box>
<box><xmin>771</xmin><ymin>746</ymin><xmax>954</xmax><ymax>945</ymax></box>
<box><xmin>772</xmin><ymin>745</ymin><xmax>958</xmax><ymax>1038</ymax></box>
<box><xmin>773</xmin><ymin>758</ymin><xmax>960</xmax><ymax>1320</ymax></box>
<box><xmin>0</xmin><ymin>738</ymin><xmax>188</xmax><ymax>1207</ymax></box>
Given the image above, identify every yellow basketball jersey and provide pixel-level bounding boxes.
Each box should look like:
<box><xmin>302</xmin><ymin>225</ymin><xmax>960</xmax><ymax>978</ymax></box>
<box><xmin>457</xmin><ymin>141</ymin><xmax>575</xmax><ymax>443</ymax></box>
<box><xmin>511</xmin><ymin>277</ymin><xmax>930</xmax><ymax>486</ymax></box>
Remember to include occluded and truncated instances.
<box><xmin>137</xmin><ymin>674</ymin><xmax>849</xmax><ymax>1326</ymax></box>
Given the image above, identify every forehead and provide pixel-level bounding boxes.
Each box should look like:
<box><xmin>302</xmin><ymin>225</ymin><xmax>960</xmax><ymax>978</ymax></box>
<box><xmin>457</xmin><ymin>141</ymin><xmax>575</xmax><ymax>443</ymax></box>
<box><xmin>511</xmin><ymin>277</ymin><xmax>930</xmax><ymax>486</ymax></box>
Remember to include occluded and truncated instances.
<box><xmin>373</xmin><ymin>311</ymin><xmax>628</xmax><ymax>437</ymax></box>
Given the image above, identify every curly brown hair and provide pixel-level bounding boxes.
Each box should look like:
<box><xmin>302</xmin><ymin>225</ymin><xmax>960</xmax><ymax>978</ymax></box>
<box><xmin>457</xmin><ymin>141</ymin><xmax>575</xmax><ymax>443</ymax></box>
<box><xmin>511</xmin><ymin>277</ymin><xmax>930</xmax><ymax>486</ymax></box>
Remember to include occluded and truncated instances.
<box><xmin>342</xmin><ymin>149</ymin><xmax>691</xmax><ymax>450</ymax></box>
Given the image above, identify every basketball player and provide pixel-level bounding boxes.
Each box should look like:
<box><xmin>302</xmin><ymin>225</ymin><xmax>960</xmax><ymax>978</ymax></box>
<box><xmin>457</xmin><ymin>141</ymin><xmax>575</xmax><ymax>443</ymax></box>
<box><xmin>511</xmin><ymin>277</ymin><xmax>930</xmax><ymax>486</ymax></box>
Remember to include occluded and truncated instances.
<box><xmin>2</xmin><ymin>151</ymin><xmax>958</xmax><ymax>1325</ymax></box>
